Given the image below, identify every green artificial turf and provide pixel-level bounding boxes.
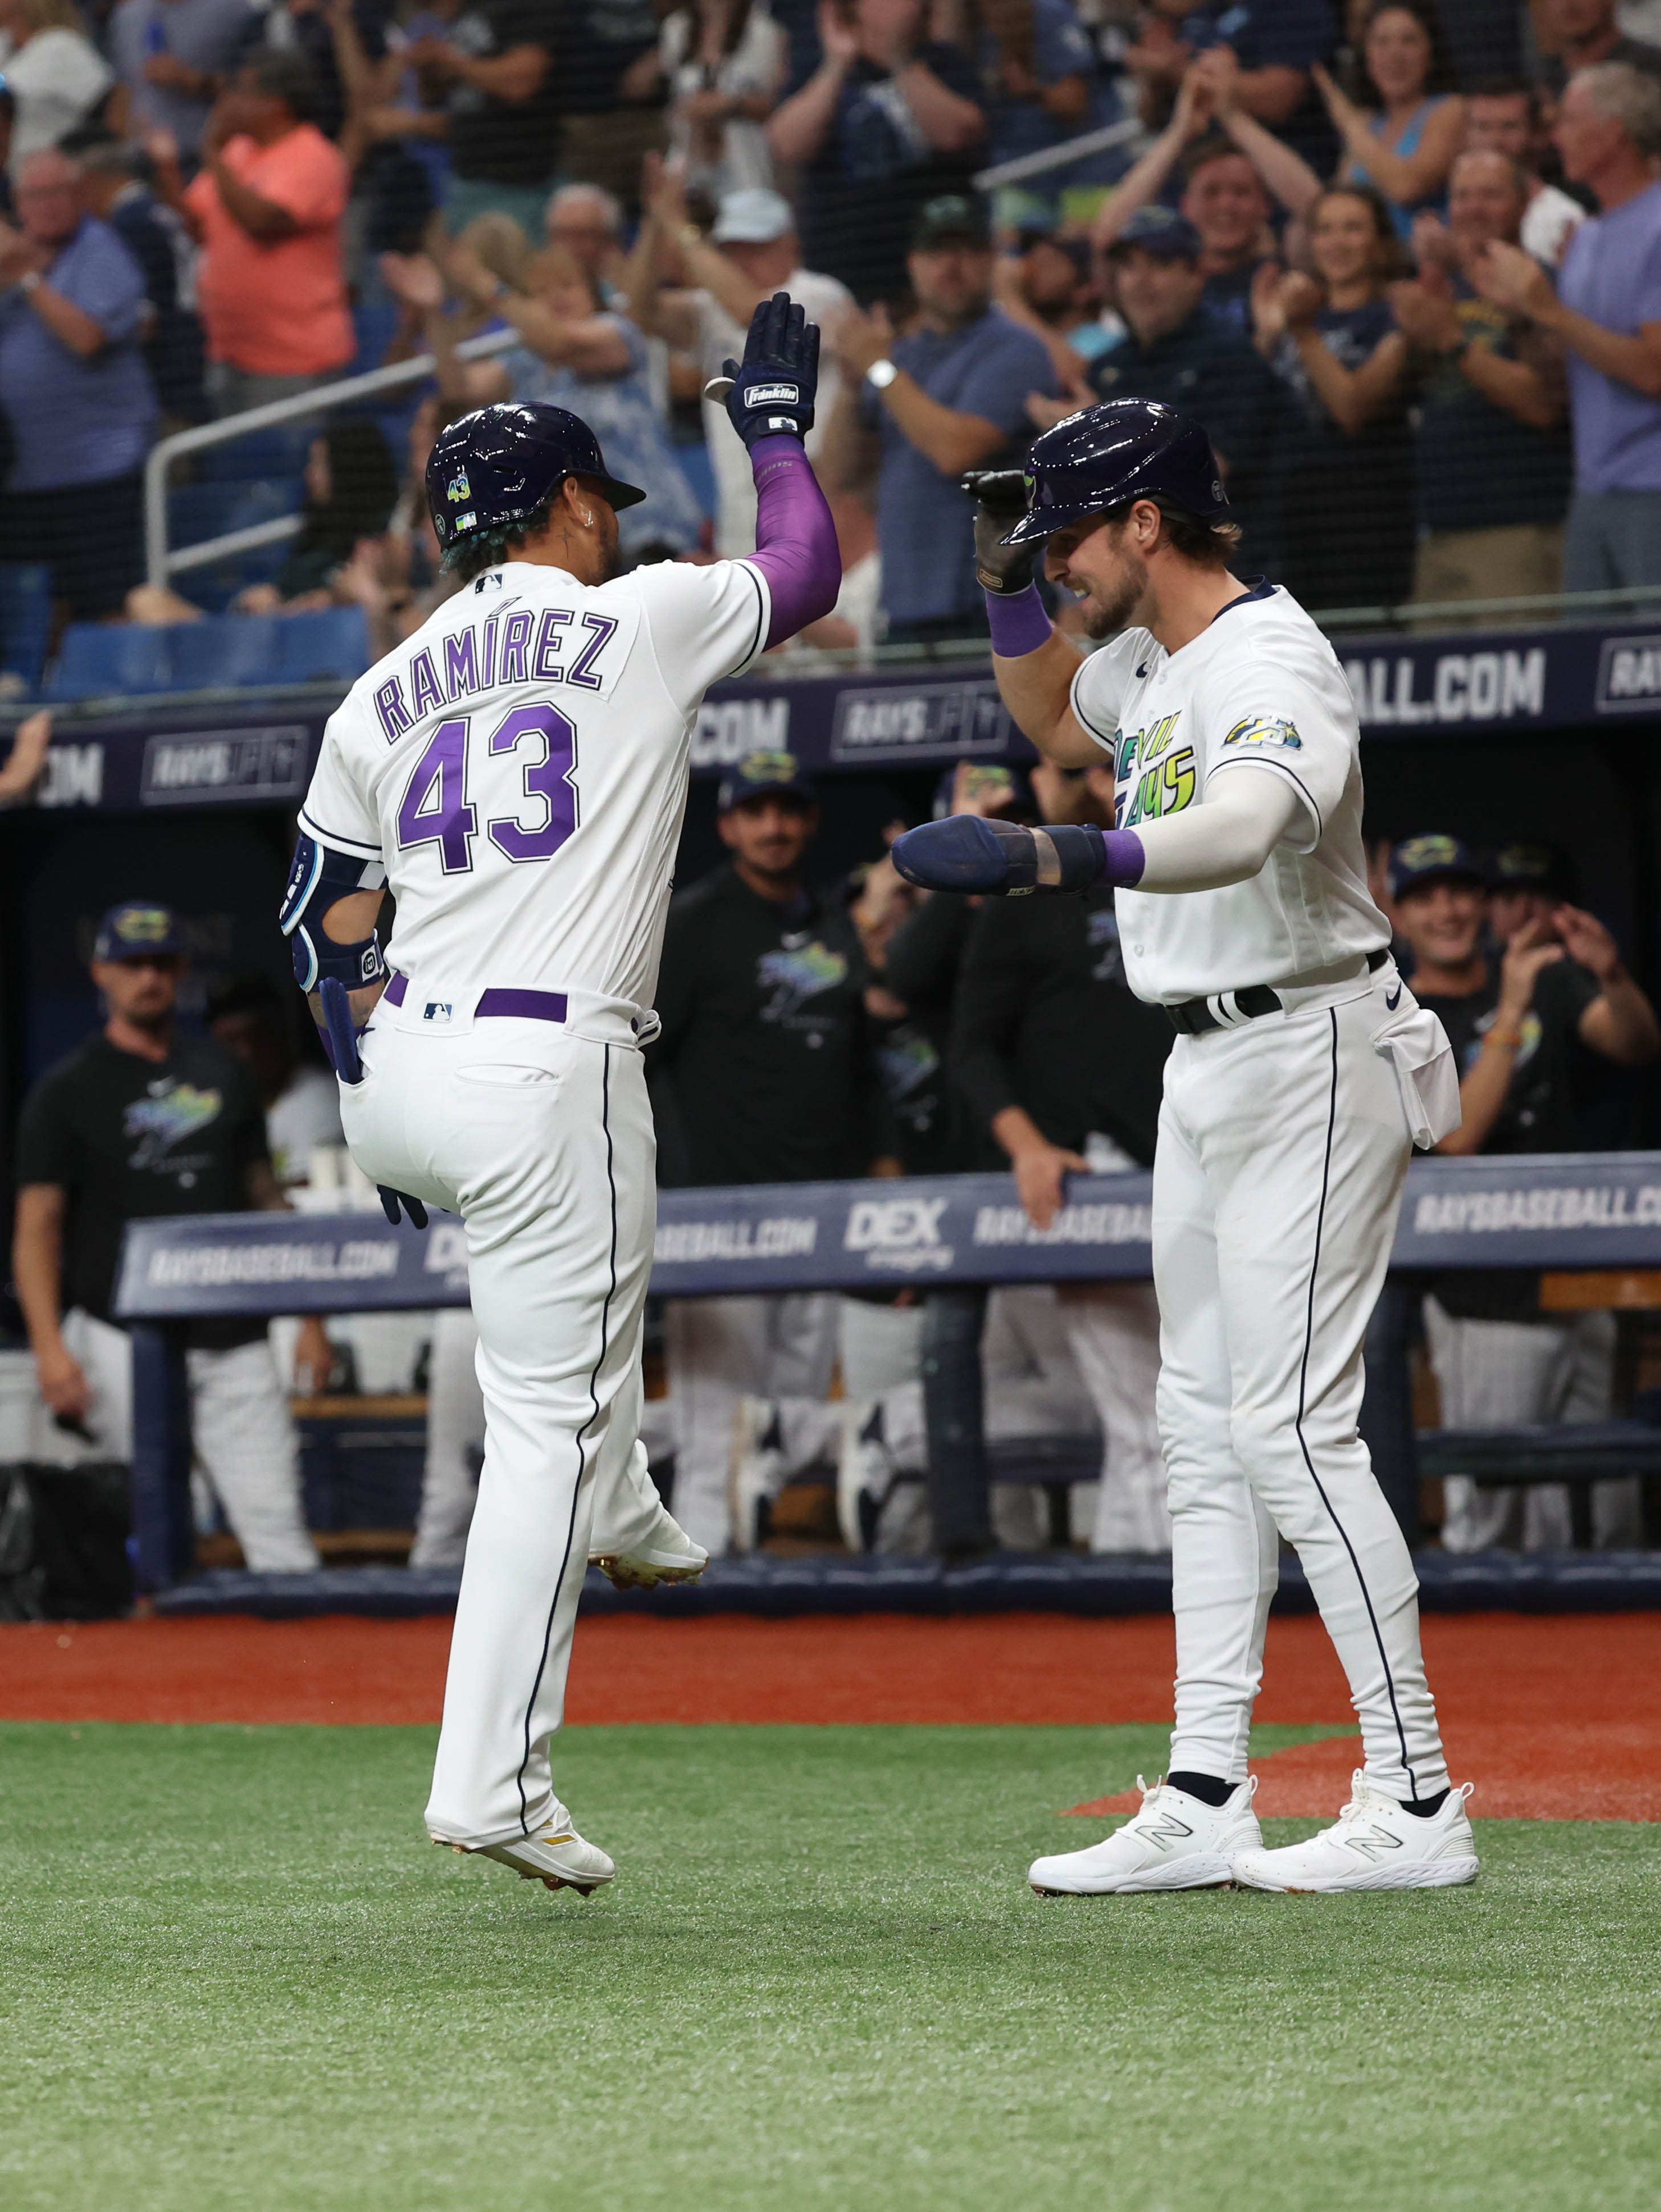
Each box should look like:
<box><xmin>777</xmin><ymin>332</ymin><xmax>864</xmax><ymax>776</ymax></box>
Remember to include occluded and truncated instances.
<box><xmin>2</xmin><ymin>1721</ymin><xmax>1658</xmax><ymax>2212</ymax></box>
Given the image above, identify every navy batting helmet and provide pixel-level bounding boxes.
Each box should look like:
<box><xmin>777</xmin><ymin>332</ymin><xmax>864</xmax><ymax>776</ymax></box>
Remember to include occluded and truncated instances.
<box><xmin>1000</xmin><ymin>399</ymin><xmax>1228</xmax><ymax>547</ymax></box>
<box><xmin>425</xmin><ymin>402</ymin><xmax>647</xmax><ymax>558</ymax></box>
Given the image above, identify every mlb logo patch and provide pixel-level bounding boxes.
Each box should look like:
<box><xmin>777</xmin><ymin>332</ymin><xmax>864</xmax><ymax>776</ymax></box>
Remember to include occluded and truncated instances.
<box><xmin>423</xmin><ymin>1001</ymin><xmax>454</xmax><ymax>1024</ymax></box>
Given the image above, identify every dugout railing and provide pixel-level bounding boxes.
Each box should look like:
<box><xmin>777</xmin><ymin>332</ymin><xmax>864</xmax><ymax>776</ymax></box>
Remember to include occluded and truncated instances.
<box><xmin>110</xmin><ymin>1152</ymin><xmax>1661</xmax><ymax>1604</ymax></box>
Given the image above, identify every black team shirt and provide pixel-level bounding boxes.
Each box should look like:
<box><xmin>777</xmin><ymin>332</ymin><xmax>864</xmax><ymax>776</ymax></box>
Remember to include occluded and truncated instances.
<box><xmin>1414</xmin><ymin>957</ymin><xmax>1601</xmax><ymax>1322</ymax></box>
<box><xmin>952</xmin><ymin>886</ymin><xmax>1173</xmax><ymax>1168</ymax></box>
<box><xmin>651</xmin><ymin>863</ymin><xmax>881</xmax><ymax>1187</ymax></box>
<box><xmin>15</xmin><ymin>1032</ymin><xmax>272</xmax><ymax>1350</ymax></box>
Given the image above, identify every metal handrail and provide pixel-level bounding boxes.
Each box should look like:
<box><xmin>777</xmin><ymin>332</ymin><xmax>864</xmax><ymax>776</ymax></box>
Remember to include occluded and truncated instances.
<box><xmin>974</xmin><ymin>115</ymin><xmax>1143</xmax><ymax>191</ymax></box>
<box><xmin>142</xmin><ymin>325</ymin><xmax>522</xmax><ymax>590</ymax></box>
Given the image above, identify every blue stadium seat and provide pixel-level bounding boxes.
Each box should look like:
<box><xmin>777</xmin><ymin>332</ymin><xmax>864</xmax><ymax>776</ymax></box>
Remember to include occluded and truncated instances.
<box><xmin>270</xmin><ymin>604</ymin><xmax>372</xmax><ymax>684</ymax></box>
<box><xmin>0</xmin><ymin>564</ymin><xmax>53</xmax><ymax>692</ymax></box>
<box><xmin>45</xmin><ymin>623</ymin><xmax>174</xmax><ymax>701</ymax></box>
<box><xmin>169</xmin><ymin>614</ymin><xmax>285</xmax><ymax>690</ymax></box>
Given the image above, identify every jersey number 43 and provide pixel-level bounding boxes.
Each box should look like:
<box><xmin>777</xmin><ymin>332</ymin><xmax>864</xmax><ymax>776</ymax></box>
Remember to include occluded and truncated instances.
<box><xmin>395</xmin><ymin>704</ymin><xmax>577</xmax><ymax>873</ymax></box>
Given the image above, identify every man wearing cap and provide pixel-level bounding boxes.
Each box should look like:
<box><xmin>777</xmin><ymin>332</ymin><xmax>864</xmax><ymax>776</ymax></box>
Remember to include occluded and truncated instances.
<box><xmin>11</xmin><ymin>903</ymin><xmax>321</xmax><ymax>1573</ymax></box>
<box><xmin>1390</xmin><ymin>835</ymin><xmax>1657</xmax><ymax>1552</ymax></box>
<box><xmin>766</xmin><ymin>0</ymin><xmax>987</xmax><ymax>308</ymax></box>
<box><xmin>651</xmin><ymin>751</ymin><xmax>891</xmax><ymax>1552</ymax></box>
<box><xmin>627</xmin><ymin>169</ymin><xmax>853</xmax><ymax>557</ymax></box>
<box><xmin>1031</xmin><ymin>203</ymin><xmax>1283</xmax><ymax>565</ymax></box>
<box><xmin>826</xmin><ymin>193</ymin><xmax>1060</xmax><ymax>647</ymax></box>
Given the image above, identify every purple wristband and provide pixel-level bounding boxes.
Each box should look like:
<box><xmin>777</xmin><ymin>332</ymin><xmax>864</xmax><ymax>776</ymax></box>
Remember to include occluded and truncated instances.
<box><xmin>984</xmin><ymin>583</ymin><xmax>1052</xmax><ymax>659</ymax></box>
<box><xmin>1100</xmin><ymin>828</ymin><xmax>1145</xmax><ymax>889</ymax></box>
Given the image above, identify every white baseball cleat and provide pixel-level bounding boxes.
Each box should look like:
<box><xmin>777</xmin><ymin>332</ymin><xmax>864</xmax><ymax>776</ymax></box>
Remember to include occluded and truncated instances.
<box><xmin>1028</xmin><ymin>1774</ymin><xmax>1261</xmax><ymax>1896</ymax></box>
<box><xmin>1231</xmin><ymin>1772</ymin><xmax>1478</xmax><ymax>1893</ymax></box>
<box><xmin>436</xmin><ymin>1808</ymin><xmax>616</xmax><ymax>1897</ymax></box>
<box><xmin>729</xmin><ymin>1395</ymin><xmax>786</xmax><ymax>1552</ymax></box>
<box><xmin>590</xmin><ymin>1511</ymin><xmax>708</xmax><ymax>1589</ymax></box>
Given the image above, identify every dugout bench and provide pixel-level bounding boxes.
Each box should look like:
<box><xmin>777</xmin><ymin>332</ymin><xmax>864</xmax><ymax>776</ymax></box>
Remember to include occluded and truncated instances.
<box><xmin>110</xmin><ymin>1152</ymin><xmax>1661</xmax><ymax>1599</ymax></box>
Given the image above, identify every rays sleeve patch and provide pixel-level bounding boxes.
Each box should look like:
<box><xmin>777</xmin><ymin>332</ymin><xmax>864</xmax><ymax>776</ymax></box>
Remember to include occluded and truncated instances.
<box><xmin>1222</xmin><ymin>715</ymin><xmax>1302</xmax><ymax>750</ymax></box>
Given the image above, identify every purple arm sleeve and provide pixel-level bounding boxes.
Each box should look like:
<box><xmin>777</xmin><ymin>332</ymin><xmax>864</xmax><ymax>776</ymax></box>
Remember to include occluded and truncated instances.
<box><xmin>747</xmin><ymin>434</ymin><xmax>842</xmax><ymax>648</ymax></box>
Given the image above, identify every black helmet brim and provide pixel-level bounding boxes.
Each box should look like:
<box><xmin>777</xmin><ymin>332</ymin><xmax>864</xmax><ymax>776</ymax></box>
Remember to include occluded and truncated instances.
<box><xmin>593</xmin><ymin>472</ymin><xmax>647</xmax><ymax>514</ymax></box>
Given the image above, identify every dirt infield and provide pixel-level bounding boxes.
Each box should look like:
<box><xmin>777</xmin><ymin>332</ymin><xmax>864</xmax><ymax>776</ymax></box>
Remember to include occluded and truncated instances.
<box><xmin>1</xmin><ymin>1610</ymin><xmax>1655</xmax><ymax>1818</ymax></box>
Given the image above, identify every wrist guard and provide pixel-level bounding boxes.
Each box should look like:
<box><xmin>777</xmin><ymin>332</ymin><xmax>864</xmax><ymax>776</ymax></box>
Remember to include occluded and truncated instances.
<box><xmin>891</xmin><ymin>816</ymin><xmax>1110</xmax><ymax>896</ymax></box>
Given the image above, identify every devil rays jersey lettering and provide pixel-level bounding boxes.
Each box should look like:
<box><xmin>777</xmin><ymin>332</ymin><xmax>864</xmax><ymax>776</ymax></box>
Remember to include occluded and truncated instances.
<box><xmin>1070</xmin><ymin>582</ymin><xmax>1387</xmax><ymax>1005</ymax></box>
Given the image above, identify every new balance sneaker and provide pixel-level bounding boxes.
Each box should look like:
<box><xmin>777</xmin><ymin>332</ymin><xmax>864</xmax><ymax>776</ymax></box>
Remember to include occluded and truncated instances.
<box><xmin>436</xmin><ymin>1808</ymin><xmax>615</xmax><ymax>1897</ymax></box>
<box><xmin>728</xmin><ymin>1396</ymin><xmax>786</xmax><ymax>1552</ymax></box>
<box><xmin>1231</xmin><ymin>1773</ymin><xmax>1478</xmax><ymax>1894</ymax></box>
<box><xmin>591</xmin><ymin>1509</ymin><xmax>708</xmax><ymax>1590</ymax></box>
<box><xmin>1028</xmin><ymin>1775</ymin><xmax>1261</xmax><ymax>1896</ymax></box>
<box><xmin>836</xmin><ymin>1400</ymin><xmax>893</xmax><ymax>1552</ymax></box>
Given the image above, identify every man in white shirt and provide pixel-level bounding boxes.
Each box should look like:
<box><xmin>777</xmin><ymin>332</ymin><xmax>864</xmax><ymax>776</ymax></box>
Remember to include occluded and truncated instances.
<box><xmin>1463</xmin><ymin>80</ymin><xmax>1587</xmax><ymax>266</ymax></box>
<box><xmin>625</xmin><ymin>167</ymin><xmax>850</xmax><ymax>554</ymax></box>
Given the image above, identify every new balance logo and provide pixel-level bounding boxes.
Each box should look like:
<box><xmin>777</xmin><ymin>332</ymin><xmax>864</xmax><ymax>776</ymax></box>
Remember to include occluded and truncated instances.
<box><xmin>1142</xmin><ymin>1811</ymin><xmax>1194</xmax><ymax>1851</ymax></box>
<box><xmin>1345</xmin><ymin>1823</ymin><xmax>1406</xmax><ymax>1860</ymax></box>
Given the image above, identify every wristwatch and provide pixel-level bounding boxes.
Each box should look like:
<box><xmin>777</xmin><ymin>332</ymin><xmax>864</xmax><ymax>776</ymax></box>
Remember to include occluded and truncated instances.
<box><xmin>866</xmin><ymin>358</ymin><xmax>898</xmax><ymax>390</ymax></box>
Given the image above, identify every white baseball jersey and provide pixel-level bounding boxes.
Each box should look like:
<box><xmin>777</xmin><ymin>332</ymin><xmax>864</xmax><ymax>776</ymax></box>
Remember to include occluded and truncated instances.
<box><xmin>298</xmin><ymin>555</ymin><xmax>772</xmax><ymax>1015</ymax></box>
<box><xmin>1070</xmin><ymin>580</ymin><xmax>1387</xmax><ymax>1005</ymax></box>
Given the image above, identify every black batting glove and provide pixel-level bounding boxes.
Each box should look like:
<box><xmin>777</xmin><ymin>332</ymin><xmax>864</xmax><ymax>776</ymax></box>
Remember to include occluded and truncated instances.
<box><xmin>707</xmin><ymin>291</ymin><xmax>819</xmax><ymax>450</ymax></box>
<box><xmin>963</xmin><ymin>468</ymin><xmax>1041</xmax><ymax>595</ymax></box>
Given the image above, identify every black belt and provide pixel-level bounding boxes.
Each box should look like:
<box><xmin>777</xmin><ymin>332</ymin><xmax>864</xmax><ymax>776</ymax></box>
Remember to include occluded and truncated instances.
<box><xmin>1167</xmin><ymin>947</ymin><xmax>1389</xmax><ymax>1036</ymax></box>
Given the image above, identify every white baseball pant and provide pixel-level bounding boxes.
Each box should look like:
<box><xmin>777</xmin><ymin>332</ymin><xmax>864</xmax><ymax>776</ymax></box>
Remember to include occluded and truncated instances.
<box><xmin>1058</xmin><ymin>1285</ymin><xmax>1169</xmax><ymax>1552</ymax></box>
<box><xmin>741</xmin><ymin>1288</ymin><xmax>1134</xmax><ymax>1553</ymax></box>
<box><xmin>1156</xmin><ymin>974</ymin><xmax>1449</xmax><ymax>1803</ymax></box>
<box><xmin>1423</xmin><ymin>1299</ymin><xmax>1638</xmax><ymax>1550</ymax></box>
<box><xmin>409</xmin><ymin>1305</ymin><xmax>487</xmax><ymax>1570</ymax></box>
<box><xmin>341</xmin><ymin>1009</ymin><xmax>668</xmax><ymax>1846</ymax></box>
<box><xmin>665</xmin><ymin>1291</ymin><xmax>838</xmax><ymax>1552</ymax></box>
<box><xmin>59</xmin><ymin>1309</ymin><xmax>318</xmax><ymax>1571</ymax></box>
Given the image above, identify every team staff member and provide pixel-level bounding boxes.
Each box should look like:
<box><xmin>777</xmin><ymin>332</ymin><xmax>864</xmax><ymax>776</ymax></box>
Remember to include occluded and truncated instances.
<box><xmin>952</xmin><ymin>758</ymin><xmax>1174</xmax><ymax>1552</ymax></box>
<box><xmin>11</xmin><ymin>903</ymin><xmax>320</xmax><ymax>1572</ymax></box>
<box><xmin>651</xmin><ymin>749</ymin><xmax>891</xmax><ymax>1552</ymax></box>
<box><xmin>1391</xmin><ymin>836</ymin><xmax>1657</xmax><ymax>1551</ymax></box>
<box><xmin>896</xmin><ymin>399</ymin><xmax>1475</xmax><ymax>1896</ymax></box>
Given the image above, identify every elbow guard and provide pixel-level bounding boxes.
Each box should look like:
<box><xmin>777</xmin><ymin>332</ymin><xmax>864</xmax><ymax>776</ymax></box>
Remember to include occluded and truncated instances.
<box><xmin>891</xmin><ymin>815</ymin><xmax>1115</xmax><ymax>897</ymax></box>
<box><xmin>280</xmin><ymin>833</ymin><xmax>389</xmax><ymax>993</ymax></box>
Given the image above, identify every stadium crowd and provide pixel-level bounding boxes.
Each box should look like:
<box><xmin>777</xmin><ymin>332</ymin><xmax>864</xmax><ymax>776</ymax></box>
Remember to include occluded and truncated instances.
<box><xmin>3</xmin><ymin>0</ymin><xmax>1661</xmax><ymax>659</ymax></box>
<box><xmin>6</xmin><ymin>0</ymin><xmax>1661</xmax><ymax>1592</ymax></box>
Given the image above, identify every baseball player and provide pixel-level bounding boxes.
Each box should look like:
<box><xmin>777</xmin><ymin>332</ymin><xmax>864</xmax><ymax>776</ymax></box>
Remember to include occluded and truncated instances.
<box><xmin>280</xmin><ymin>297</ymin><xmax>840</xmax><ymax>1895</ymax></box>
<box><xmin>895</xmin><ymin>399</ymin><xmax>1478</xmax><ymax>1895</ymax></box>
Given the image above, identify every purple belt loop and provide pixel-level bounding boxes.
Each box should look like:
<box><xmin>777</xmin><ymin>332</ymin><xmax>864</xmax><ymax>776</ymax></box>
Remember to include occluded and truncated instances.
<box><xmin>476</xmin><ymin>988</ymin><xmax>569</xmax><ymax>1023</ymax></box>
<box><xmin>384</xmin><ymin>973</ymin><xmax>408</xmax><ymax>1006</ymax></box>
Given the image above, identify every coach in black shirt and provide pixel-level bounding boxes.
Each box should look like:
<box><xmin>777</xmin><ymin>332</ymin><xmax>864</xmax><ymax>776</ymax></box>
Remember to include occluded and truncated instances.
<box><xmin>1392</xmin><ymin>835</ymin><xmax>1658</xmax><ymax>1552</ymax></box>
<box><xmin>949</xmin><ymin>760</ymin><xmax>1176</xmax><ymax>1552</ymax></box>
<box><xmin>654</xmin><ymin>754</ymin><xmax>882</xmax><ymax>1188</ymax></box>
<box><xmin>11</xmin><ymin>902</ymin><xmax>319</xmax><ymax>1571</ymax></box>
<box><xmin>652</xmin><ymin>751</ymin><xmax>890</xmax><ymax>1551</ymax></box>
